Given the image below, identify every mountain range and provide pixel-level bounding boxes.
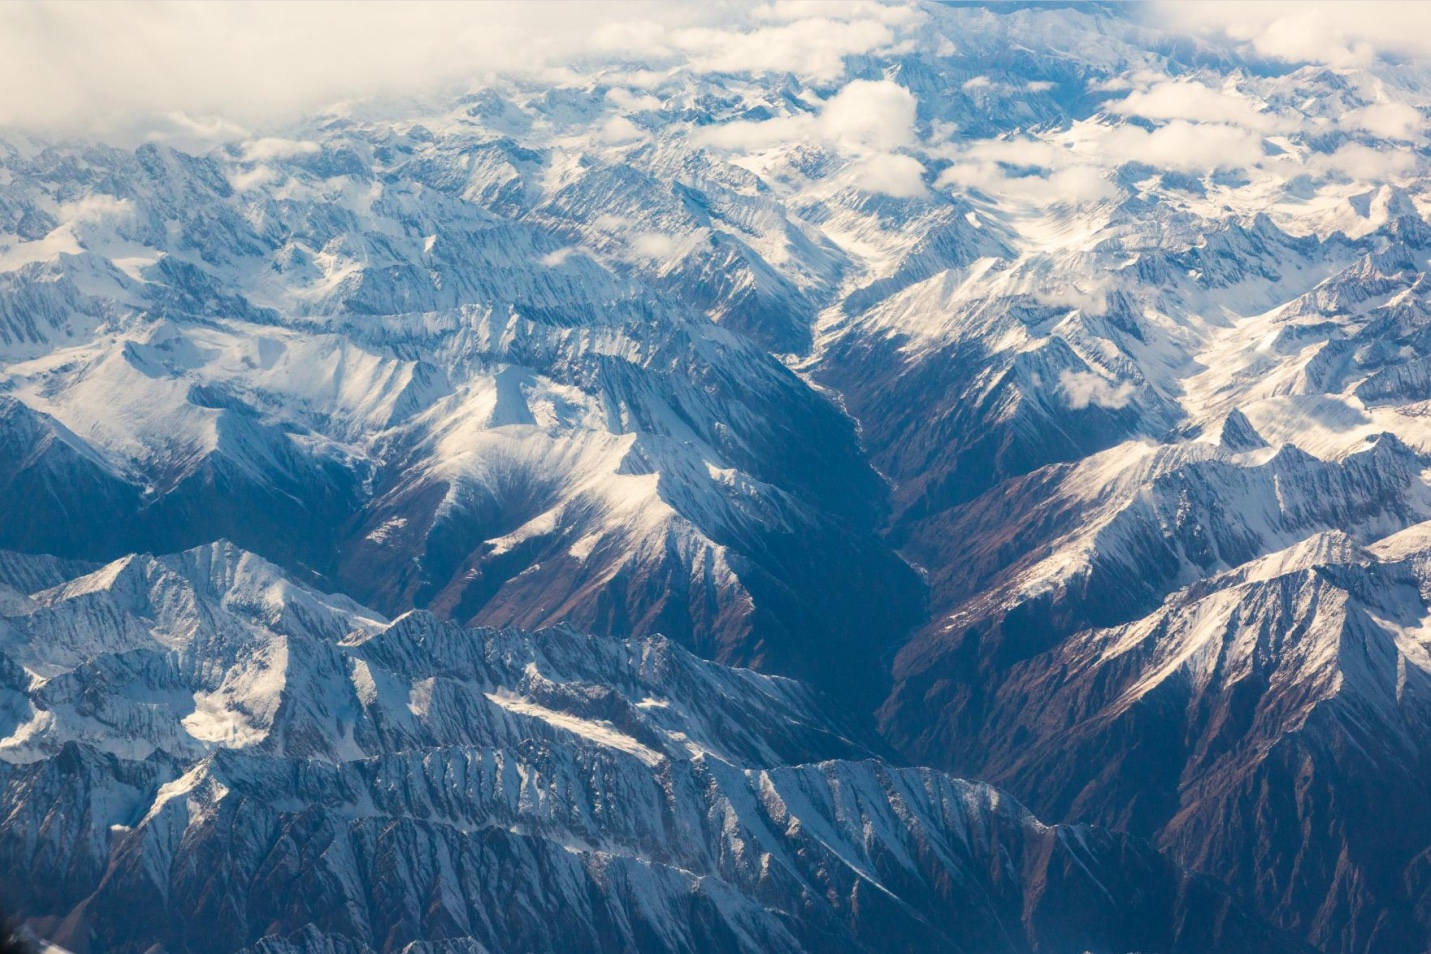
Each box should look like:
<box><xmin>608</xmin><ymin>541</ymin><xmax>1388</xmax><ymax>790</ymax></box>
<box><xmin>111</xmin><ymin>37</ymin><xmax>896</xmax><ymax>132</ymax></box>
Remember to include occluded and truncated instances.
<box><xmin>4</xmin><ymin>2</ymin><xmax>1431</xmax><ymax>952</ymax></box>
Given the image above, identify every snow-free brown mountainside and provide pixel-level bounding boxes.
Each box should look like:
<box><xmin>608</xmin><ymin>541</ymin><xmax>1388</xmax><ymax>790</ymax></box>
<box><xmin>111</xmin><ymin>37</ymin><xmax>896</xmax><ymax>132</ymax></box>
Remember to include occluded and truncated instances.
<box><xmin>5</xmin><ymin>1</ymin><xmax>1431</xmax><ymax>952</ymax></box>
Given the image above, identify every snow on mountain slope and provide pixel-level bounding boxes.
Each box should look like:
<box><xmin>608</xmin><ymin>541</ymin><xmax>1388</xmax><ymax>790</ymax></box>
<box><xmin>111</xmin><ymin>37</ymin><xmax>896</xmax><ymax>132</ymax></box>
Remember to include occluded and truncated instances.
<box><xmin>732</xmin><ymin>8</ymin><xmax>1431</xmax><ymax>954</ymax></box>
<box><xmin>0</xmin><ymin>542</ymin><xmax>869</xmax><ymax>767</ymax></box>
<box><xmin>0</xmin><ymin>543</ymin><xmax>1305</xmax><ymax>954</ymax></box>
<box><xmin>0</xmin><ymin>118</ymin><xmax>922</xmax><ymax>702</ymax></box>
<box><xmin>894</xmin><ymin>431</ymin><xmax>1431</xmax><ymax>656</ymax></box>
<box><xmin>915</xmin><ymin>527</ymin><xmax>1431</xmax><ymax>954</ymax></box>
<box><xmin>8</xmin><ymin>1</ymin><xmax>1431</xmax><ymax>952</ymax></box>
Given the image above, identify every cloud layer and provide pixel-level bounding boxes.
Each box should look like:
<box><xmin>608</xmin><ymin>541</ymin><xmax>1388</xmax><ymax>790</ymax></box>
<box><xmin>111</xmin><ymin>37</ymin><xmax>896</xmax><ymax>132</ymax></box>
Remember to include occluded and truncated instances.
<box><xmin>0</xmin><ymin>0</ymin><xmax>914</xmax><ymax>142</ymax></box>
<box><xmin>3</xmin><ymin>0</ymin><xmax>1427</xmax><ymax>217</ymax></box>
<box><xmin>696</xmin><ymin>78</ymin><xmax>927</xmax><ymax>197</ymax></box>
<box><xmin>1155</xmin><ymin>1</ymin><xmax>1431</xmax><ymax>68</ymax></box>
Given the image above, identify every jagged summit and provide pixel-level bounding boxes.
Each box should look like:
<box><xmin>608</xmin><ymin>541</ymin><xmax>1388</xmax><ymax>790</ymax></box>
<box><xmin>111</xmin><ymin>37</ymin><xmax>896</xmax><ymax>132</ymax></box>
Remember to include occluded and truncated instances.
<box><xmin>1220</xmin><ymin>407</ymin><xmax>1269</xmax><ymax>451</ymax></box>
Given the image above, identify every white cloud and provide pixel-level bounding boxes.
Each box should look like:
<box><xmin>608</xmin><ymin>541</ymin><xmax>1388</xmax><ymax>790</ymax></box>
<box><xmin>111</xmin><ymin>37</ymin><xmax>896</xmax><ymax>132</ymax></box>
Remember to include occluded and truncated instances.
<box><xmin>696</xmin><ymin>78</ymin><xmax>921</xmax><ymax>196</ymax></box>
<box><xmin>1308</xmin><ymin>142</ymin><xmax>1418</xmax><ymax>180</ymax></box>
<box><xmin>696</xmin><ymin>78</ymin><xmax>916</xmax><ymax>154</ymax></box>
<box><xmin>753</xmin><ymin>1</ymin><xmax>919</xmax><ymax>27</ymax></box>
<box><xmin>1109</xmin><ymin>80</ymin><xmax>1283</xmax><ymax>132</ymax></box>
<box><xmin>695</xmin><ymin>114</ymin><xmax>812</xmax><ymax>152</ymax></box>
<box><xmin>594</xmin><ymin>214</ymin><xmax>636</xmax><ymax>231</ymax></box>
<box><xmin>540</xmin><ymin>247</ymin><xmax>578</xmax><ymax>267</ymax></box>
<box><xmin>1248</xmin><ymin>11</ymin><xmax>1374</xmax><ymax>67</ymax></box>
<box><xmin>955</xmin><ymin>76</ymin><xmax>1058</xmax><ymax>95</ymax></box>
<box><xmin>0</xmin><ymin>2</ymin><xmax>665</xmax><ymax>139</ymax></box>
<box><xmin>58</xmin><ymin>194</ymin><xmax>135</xmax><ymax>223</ymax></box>
<box><xmin>587</xmin><ymin>1</ymin><xmax>917</xmax><ymax>83</ymax></box>
<box><xmin>1059</xmin><ymin>370</ymin><xmax>1134</xmax><ymax>410</ymax></box>
<box><xmin>1088</xmin><ymin>70</ymin><xmax>1166</xmax><ymax>95</ymax></box>
<box><xmin>599</xmin><ymin>116</ymin><xmax>648</xmax><ymax>145</ymax></box>
<box><xmin>588</xmin><ymin>18</ymin><xmax>676</xmax><ymax>58</ymax></box>
<box><xmin>1040</xmin><ymin>165</ymin><xmax>1121</xmax><ymax>203</ymax></box>
<box><xmin>602</xmin><ymin>70</ymin><xmax>670</xmax><ymax>92</ymax></box>
<box><xmin>1342</xmin><ymin>102</ymin><xmax>1424</xmax><ymax>140</ymax></box>
<box><xmin>940</xmin><ymin>162</ymin><xmax>1118</xmax><ymax>205</ymax></box>
<box><xmin>1033</xmin><ymin>277</ymin><xmax>1114</xmax><ymax>315</ymax></box>
<box><xmin>605</xmin><ymin>88</ymin><xmax>665</xmax><ymax>113</ymax></box>
<box><xmin>1097</xmin><ymin>121</ymin><xmax>1266</xmax><ymax>174</ymax></box>
<box><xmin>673</xmin><ymin>18</ymin><xmax>897</xmax><ymax>80</ymax></box>
<box><xmin>851</xmin><ymin>153</ymin><xmax>927</xmax><ymax>198</ymax></box>
<box><xmin>54</xmin><ymin>193</ymin><xmax>138</xmax><ymax>243</ymax></box>
<box><xmin>937</xmin><ymin>100</ymin><xmax>1416</xmax><ymax>205</ymax></box>
<box><xmin>818</xmin><ymin>79</ymin><xmax>917</xmax><ymax>152</ymax></box>
<box><xmin>1155</xmin><ymin>2</ymin><xmax>1431</xmax><ymax>67</ymax></box>
<box><xmin>0</xmin><ymin>1</ymin><xmax>919</xmax><ymax>141</ymax></box>
<box><xmin>229</xmin><ymin>166</ymin><xmax>280</xmax><ymax>192</ymax></box>
<box><xmin>935</xmin><ymin>130</ymin><xmax>1120</xmax><ymax>206</ymax></box>
<box><xmin>157</xmin><ymin>112</ymin><xmax>249</xmax><ymax>146</ymax></box>
<box><xmin>631</xmin><ymin>232</ymin><xmax>679</xmax><ymax>258</ymax></box>
<box><xmin>945</xmin><ymin>136</ymin><xmax>1071</xmax><ymax>170</ymax></box>
<box><xmin>962</xmin><ymin>76</ymin><xmax>1057</xmax><ymax>95</ymax></box>
<box><xmin>241</xmin><ymin>138</ymin><xmax>321</xmax><ymax>162</ymax></box>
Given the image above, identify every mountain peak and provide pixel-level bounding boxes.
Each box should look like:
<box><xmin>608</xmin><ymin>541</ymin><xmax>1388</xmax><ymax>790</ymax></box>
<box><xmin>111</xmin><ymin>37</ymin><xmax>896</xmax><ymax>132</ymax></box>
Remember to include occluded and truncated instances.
<box><xmin>1219</xmin><ymin>407</ymin><xmax>1269</xmax><ymax>452</ymax></box>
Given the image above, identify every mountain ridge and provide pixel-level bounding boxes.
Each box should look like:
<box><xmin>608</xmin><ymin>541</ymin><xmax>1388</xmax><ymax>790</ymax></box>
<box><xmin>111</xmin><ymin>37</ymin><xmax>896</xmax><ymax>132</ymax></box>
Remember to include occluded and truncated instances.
<box><xmin>0</xmin><ymin>540</ymin><xmax>1306</xmax><ymax>954</ymax></box>
<box><xmin>5</xmin><ymin>1</ymin><xmax>1431</xmax><ymax>950</ymax></box>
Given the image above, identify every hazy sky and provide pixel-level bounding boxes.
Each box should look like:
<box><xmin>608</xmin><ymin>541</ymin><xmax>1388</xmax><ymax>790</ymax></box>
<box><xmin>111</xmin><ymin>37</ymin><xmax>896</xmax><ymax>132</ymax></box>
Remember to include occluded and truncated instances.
<box><xmin>0</xmin><ymin>1</ymin><xmax>1426</xmax><ymax>145</ymax></box>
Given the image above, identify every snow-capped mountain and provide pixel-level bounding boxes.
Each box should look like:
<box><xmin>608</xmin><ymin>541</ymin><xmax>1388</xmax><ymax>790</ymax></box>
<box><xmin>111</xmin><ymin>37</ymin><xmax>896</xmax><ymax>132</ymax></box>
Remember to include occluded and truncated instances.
<box><xmin>6</xmin><ymin>1</ymin><xmax>1431</xmax><ymax>952</ymax></box>
<box><xmin>0</xmin><ymin>542</ymin><xmax>1304</xmax><ymax>954</ymax></box>
<box><xmin>947</xmin><ymin>528</ymin><xmax>1431</xmax><ymax>954</ymax></box>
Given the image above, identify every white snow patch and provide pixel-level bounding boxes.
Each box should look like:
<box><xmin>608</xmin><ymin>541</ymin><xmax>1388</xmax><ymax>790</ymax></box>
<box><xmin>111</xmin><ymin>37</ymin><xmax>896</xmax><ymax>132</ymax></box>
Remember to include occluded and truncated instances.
<box><xmin>365</xmin><ymin>516</ymin><xmax>409</xmax><ymax>544</ymax></box>
<box><xmin>485</xmin><ymin>689</ymin><xmax>665</xmax><ymax>765</ymax></box>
